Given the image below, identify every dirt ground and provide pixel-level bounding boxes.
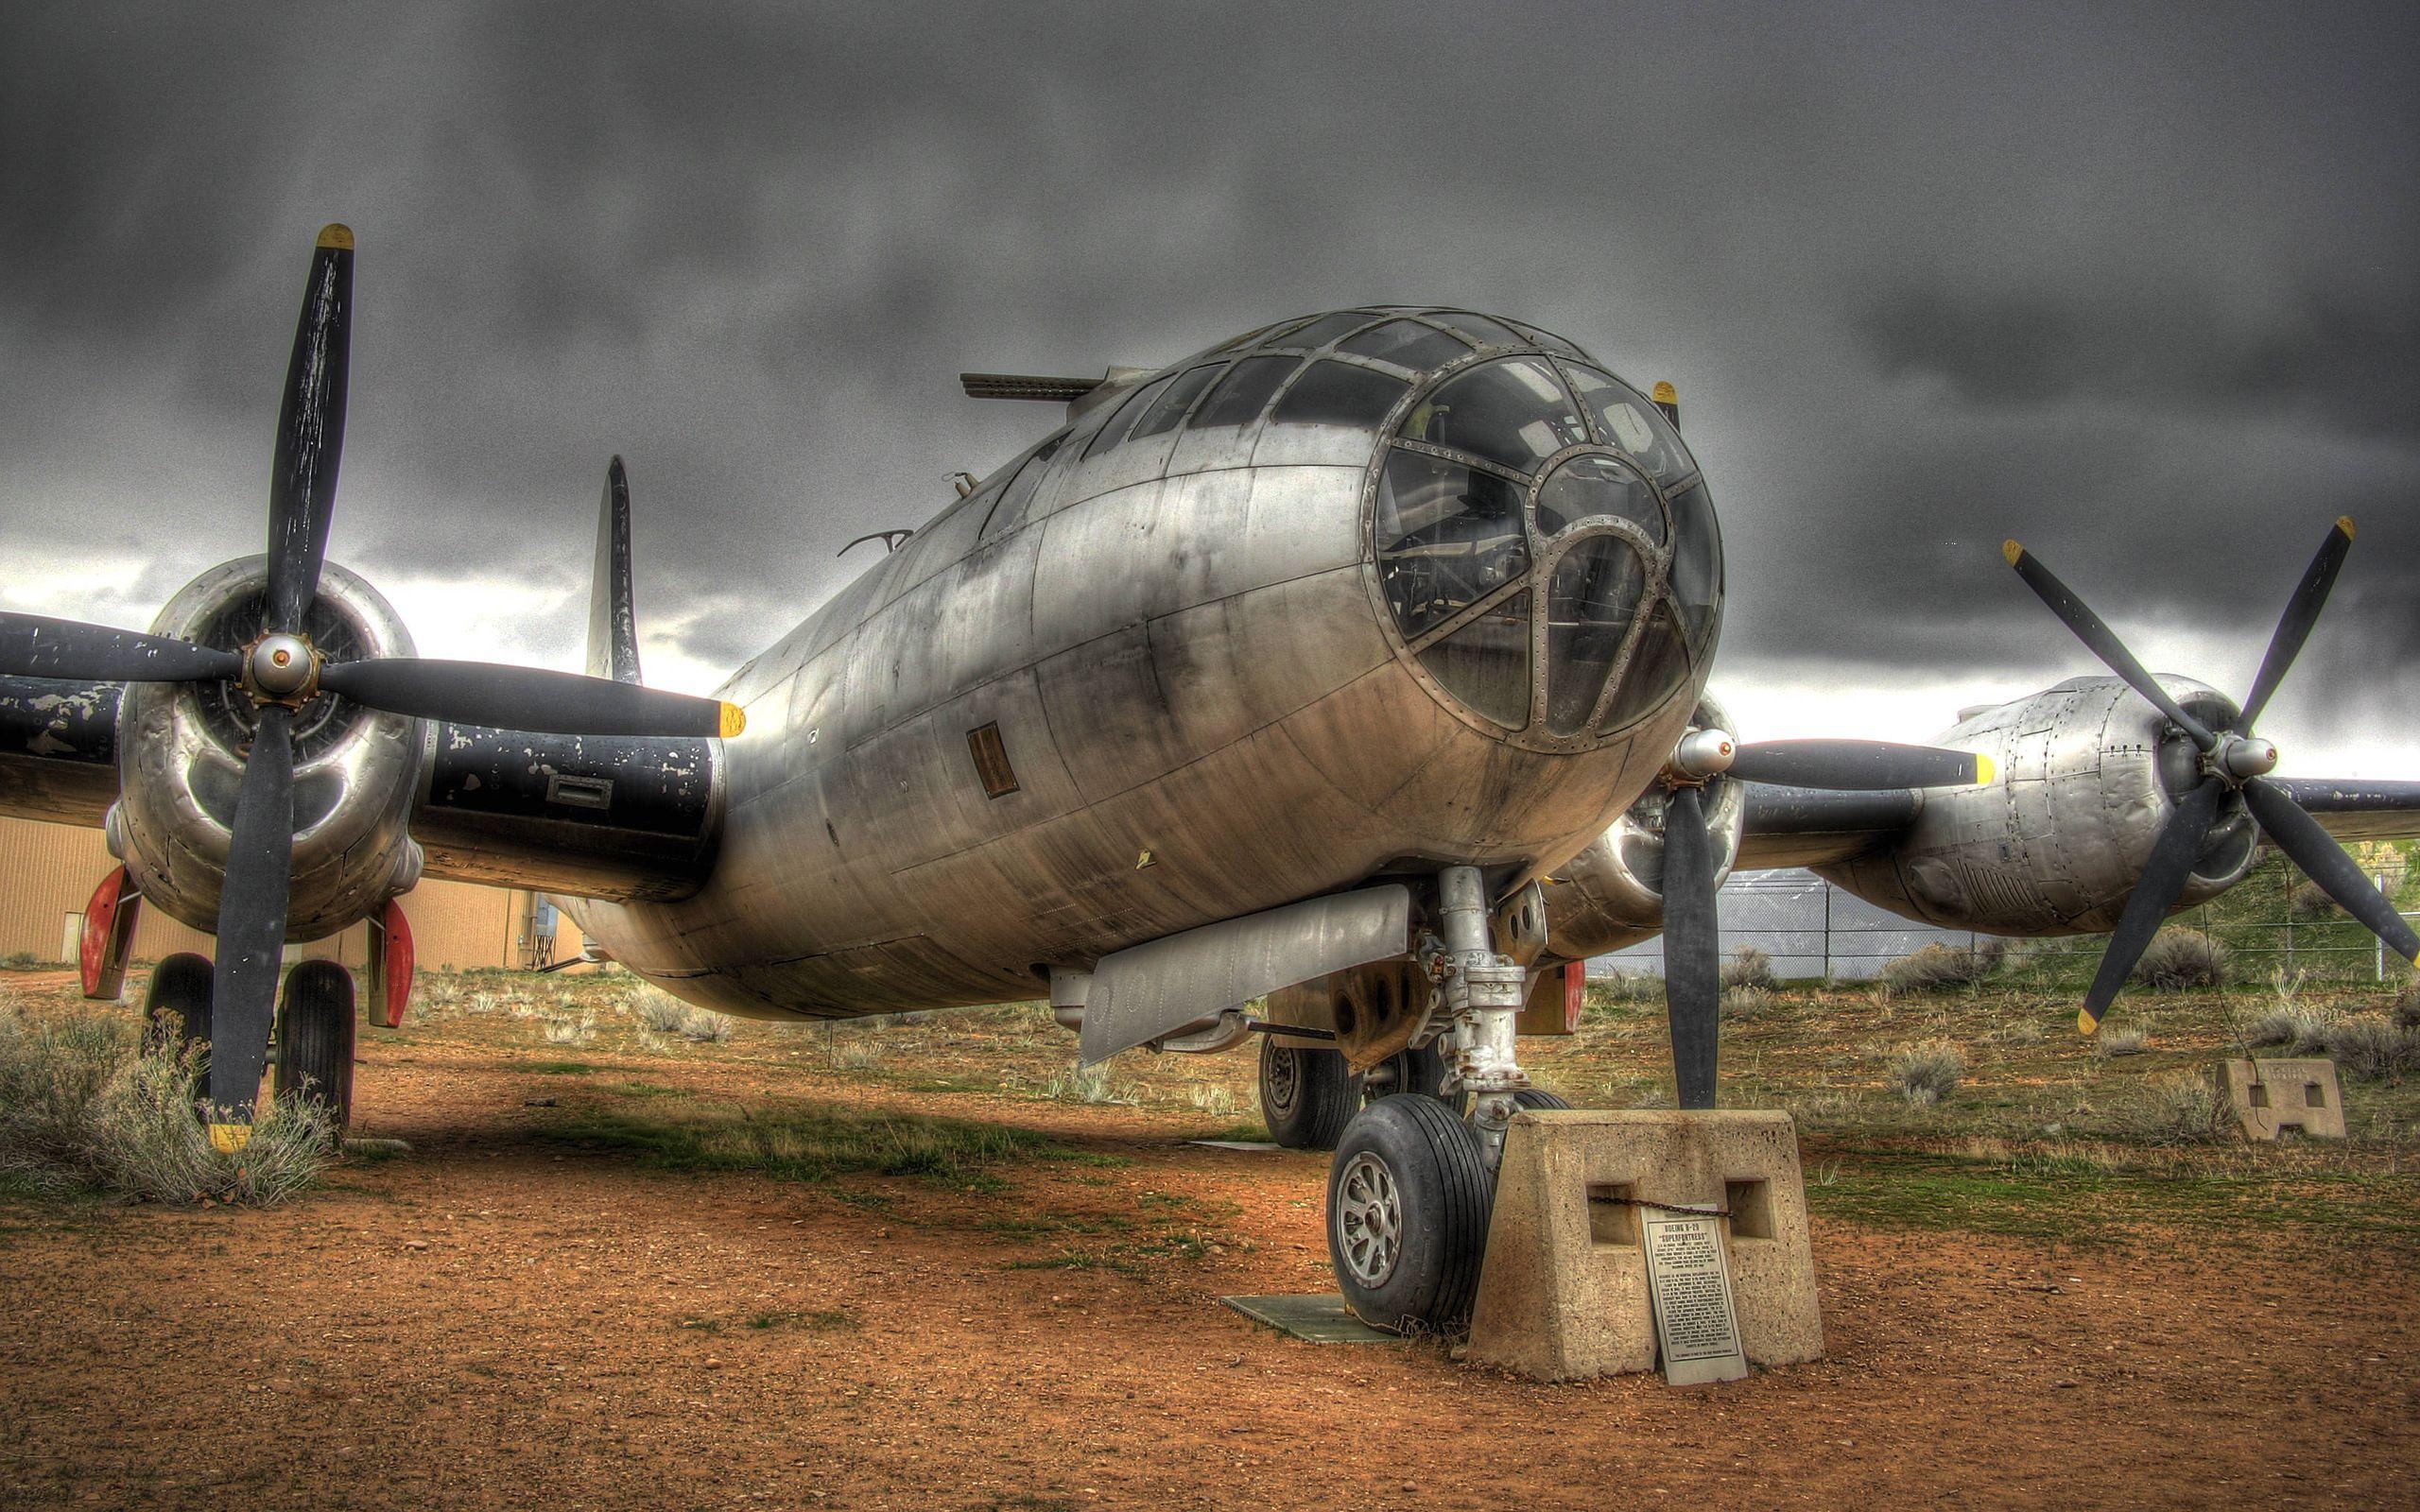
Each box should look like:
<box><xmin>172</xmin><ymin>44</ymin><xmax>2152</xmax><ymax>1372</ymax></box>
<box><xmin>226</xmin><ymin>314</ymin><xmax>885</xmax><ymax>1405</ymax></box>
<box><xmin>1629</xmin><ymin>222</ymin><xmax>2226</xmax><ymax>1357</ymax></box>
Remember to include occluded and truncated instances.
<box><xmin>3</xmin><ymin>980</ymin><xmax>2417</xmax><ymax>1511</ymax></box>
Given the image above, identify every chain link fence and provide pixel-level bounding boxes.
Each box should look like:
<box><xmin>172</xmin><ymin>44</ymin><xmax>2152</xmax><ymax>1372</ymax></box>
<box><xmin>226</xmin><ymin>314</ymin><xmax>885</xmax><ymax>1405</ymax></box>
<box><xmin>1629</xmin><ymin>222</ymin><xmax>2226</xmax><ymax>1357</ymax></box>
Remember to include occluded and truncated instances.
<box><xmin>1599</xmin><ymin>854</ymin><xmax>2417</xmax><ymax>984</ymax></box>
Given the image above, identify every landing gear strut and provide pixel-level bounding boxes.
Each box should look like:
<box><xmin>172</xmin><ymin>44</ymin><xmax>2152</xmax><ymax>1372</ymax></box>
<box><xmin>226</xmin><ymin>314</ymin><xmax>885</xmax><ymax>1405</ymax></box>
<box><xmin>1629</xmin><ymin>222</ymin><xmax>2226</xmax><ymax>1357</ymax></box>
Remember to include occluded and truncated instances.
<box><xmin>1326</xmin><ymin>865</ymin><xmax>1540</xmax><ymax>1332</ymax></box>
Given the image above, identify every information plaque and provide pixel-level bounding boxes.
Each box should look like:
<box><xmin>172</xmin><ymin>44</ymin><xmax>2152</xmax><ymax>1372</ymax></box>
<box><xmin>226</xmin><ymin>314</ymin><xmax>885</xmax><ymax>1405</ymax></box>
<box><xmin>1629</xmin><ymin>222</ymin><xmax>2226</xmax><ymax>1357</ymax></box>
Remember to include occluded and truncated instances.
<box><xmin>1640</xmin><ymin>1210</ymin><xmax>1749</xmax><ymax>1385</ymax></box>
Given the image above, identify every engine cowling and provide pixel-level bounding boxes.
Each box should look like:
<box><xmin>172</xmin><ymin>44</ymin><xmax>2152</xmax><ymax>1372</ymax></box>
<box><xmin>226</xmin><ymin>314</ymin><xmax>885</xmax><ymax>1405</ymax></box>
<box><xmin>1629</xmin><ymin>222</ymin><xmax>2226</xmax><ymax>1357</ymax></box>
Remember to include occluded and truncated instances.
<box><xmin>107</xmin><ymin>557</ymin><xmax>424</xmax><ymax>940</ymax></box>
<box><xmin>1818</xmin><ymin>676</ymin><xmax>2259</xmax><ymax>935</ymax></box>
<box><xmin>1542</xmin><ymin>696</ymin><xmax>1747</xmax><ymax>959</ymax></box>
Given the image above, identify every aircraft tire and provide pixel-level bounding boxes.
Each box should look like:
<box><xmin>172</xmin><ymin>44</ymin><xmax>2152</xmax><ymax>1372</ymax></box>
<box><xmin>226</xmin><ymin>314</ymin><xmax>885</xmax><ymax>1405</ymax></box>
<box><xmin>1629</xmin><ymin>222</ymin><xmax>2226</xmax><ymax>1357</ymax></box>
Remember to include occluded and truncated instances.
<box><xmin>274</xmin><ymin>960</ymin><xmax>356</xmax><ymax>1130</ymax></box>
<box><xmin>1327</xmin><ymin>1095</ymin><xmax>1493</xmax><ymax>1333</ymax></box>
<box><xmin>1357</xmin><ymin>1040</ymin><xmax>1470</xmax><ymax>1116</ymax></box>
<box><xmin>1258</xmin><ymin>1039</ymin><xmax>1354</xmax><ymax>1150</ymax></box>
<box><xmin>1512</xmin><ymin>1089</ymin><xmax>1571</xmax><ymax>1111</ymax></box>
<box><xmin>142</xmin><ymin>952</ymin><xmax>214</xmax><ymax>1071</ymax></box>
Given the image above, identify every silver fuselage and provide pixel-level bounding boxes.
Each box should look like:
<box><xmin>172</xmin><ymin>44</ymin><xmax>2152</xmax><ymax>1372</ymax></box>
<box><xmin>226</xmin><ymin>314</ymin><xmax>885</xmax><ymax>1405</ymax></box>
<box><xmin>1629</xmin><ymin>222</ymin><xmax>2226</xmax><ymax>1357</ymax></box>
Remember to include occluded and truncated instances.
<box><xmin>574</xmin><ymin>322</ymin><xmax>1708</xmax><ymax>1019</ymax></box>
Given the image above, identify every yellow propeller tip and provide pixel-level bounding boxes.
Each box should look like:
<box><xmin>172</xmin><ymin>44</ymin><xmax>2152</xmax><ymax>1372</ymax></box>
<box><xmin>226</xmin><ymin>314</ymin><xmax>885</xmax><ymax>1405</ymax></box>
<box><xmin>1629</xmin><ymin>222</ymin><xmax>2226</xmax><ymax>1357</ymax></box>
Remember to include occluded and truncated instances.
<box><xmin>317</xmin><ymin>223</ymin><xmax>354</xmax><ymax>249</ymax></box>
<box><xmin>2337</xmin><ymin>514</ymin><xmax>2357</xmax><ymax>539</ymax></box>
<box><xmin>1973</xmin><ymin>753</ymin><xmax>1996</xmax><ymax>785</ymax></box>
<box><xmin>2000</xmin><ymin>540</ymin><xmax>2024</xmax><ymax>567</ymax></box>
<box><xmin>207</xmin><ymin>1122</ymin><xmax>253</xmax><ymax>1154</ymax></box>
<box><xmin>2076</xmin><ymin>1010</ymin><xmax>2100</xmax><ymax>1036</ymax></box>
<box><xmin>718</xmin><ymin>703</ymin><xmax>747</xmax><ymax>738</ymax></box>
<box><xmin>1651</xmin><ymin>380</ymin><xmax>1678</xmax><ymax>404</ymax></box>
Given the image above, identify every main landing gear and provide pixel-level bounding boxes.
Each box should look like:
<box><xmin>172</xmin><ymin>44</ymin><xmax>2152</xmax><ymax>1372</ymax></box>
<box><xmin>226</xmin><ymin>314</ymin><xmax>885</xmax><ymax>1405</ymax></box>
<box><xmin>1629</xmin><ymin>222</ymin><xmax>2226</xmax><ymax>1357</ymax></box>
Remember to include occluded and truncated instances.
<box><xmin>142</xmin><ymin>951</ymin><xmax>358</xmax><ymax>1133</ymax></box>
<box><xmin>1322</xmin><ymin>866</ymin><xmax>1569</xmax><ymax>1333</ymax></box>
<box><xmin>1258</xmin><ymin>1037</ymin><xmax>1470</xmax><ymax>1151</ymax></box>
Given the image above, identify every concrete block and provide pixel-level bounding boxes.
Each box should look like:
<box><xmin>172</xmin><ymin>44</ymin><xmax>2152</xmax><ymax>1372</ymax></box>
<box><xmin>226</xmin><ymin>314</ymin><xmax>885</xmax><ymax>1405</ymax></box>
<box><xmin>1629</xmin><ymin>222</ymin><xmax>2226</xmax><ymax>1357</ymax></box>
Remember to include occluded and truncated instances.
<box><xmin>1463</xmin><ymin>1109</ymin><xmax>1822</xmax><ymax>1383</ymax></box>
<box><xmin>2221</xmin><ymin>1058</ymin><xmax>2346</xmax><ymax>1141</ymax></box>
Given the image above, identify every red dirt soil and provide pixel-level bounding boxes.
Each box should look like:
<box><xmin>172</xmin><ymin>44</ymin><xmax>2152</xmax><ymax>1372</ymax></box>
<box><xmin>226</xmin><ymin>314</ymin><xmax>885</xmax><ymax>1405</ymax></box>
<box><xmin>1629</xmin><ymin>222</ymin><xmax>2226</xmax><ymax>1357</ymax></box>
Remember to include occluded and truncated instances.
<box><xmin>2</xmin><ymin>1024</ymin><xmax>2413</xmax><ymax>1511</ymax></box>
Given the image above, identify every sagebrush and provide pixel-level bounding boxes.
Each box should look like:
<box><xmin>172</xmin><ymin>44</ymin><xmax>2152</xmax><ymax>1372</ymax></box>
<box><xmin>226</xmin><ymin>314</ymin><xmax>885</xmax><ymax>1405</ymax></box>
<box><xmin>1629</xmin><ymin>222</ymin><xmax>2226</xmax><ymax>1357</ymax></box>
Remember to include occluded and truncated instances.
<box><xmin>2131</xmin><ymin>929</ymin><xmax>2228</xmax><ymax>991</ymax></box>
<box><xmin>1886</xmin><ymin>1041</ymin><xmax>1964</xmax><ymax>1108</ymax></box>
<box><xmin>1720</xmin><ymin>946</ymin><xmax>1777</xmax><ymax>992</ymax></box>
<box><xmin>1878</xmin><ymin>940</ymin><xmax>2005</xmax><ymax>995</ymax></box>
<box><xmin>0</xmin><ymin>1006</ymin><xmax>333</xmax><ymax>1204</ymax></box>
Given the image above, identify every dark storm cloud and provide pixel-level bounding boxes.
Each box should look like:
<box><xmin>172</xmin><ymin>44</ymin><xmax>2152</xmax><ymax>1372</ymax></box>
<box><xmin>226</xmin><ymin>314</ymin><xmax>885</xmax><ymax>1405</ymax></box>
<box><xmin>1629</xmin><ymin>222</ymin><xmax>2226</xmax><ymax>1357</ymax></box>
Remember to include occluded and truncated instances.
<box><xmin>2</xmin><ymin>0</ymin><xmax>2415</xmax><ymax>760</ymax></box>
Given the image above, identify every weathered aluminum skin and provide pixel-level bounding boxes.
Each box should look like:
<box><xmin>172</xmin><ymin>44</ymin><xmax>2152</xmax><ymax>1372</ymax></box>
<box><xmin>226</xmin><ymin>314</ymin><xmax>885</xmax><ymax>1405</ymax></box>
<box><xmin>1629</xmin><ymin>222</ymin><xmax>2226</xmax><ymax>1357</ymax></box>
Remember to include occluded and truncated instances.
<box><xmin>1817</xmin><ymin>676</ymin><xmax>2257</xmax><ymax>935</ymax></box>
<box><xmin>571</xmin><ymin>314</ymin><xmax>1705</xmax><ymax>1021</ymax></box>
<box><xmin>113</xmin><ymin>557</ymin><xmax>424</xmax><ymax>941</ymax></box>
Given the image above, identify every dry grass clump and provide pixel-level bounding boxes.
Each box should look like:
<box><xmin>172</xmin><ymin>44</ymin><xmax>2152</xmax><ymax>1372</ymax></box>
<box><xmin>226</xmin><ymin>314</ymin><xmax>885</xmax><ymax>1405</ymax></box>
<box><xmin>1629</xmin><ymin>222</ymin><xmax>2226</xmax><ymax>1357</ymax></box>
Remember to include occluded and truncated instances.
<box><xmin>2095</xmin><ymin>1026</ymin><xmax>2149</xmax><ymax>1058</ymax></box>
<box><xmin>2109</xmin><ymin>1072</ymin><xmax>2238</xmax><ymax>1144</ymax></box>
<box><xmin>1586</xmin><ymin>973</ymin><xmax>1666</xmax><ymax>1009</ymax></box>
<box><xmin>2130</xmin><ymin>928</ymin><xmax>2229</xmax><ymax>991</ymax></box>
<box><xmin>1720</xmin><ymin>946</ymin><xmax>1778</xmax><ymax>992</ymax></box>
<box><xmin>630</xmin><ymin>986</ymin><xmax>692</xmax><ymax>1034</ymax></box>
<box><xmin>2289</xmin><ymin>882</ymin><xmax>2342</xmax><ymax>920</ymax></box>
<box><xmin>2319</xmin><ymin>1013</ymin><xmax>2418</xmax><ymax>1081</ymax></box>
<box><xmin>677</xmin><ymin>1008</ymin><xmax>735</xmax><ymax>1044</ymax></box>
<box><xmin>0</xmin><ymin>1005</ymin><xmax>333</xmax><ymax>1205</ymax></box>
<box><xmin>1876</xmin><ymin>939</ymin><xmax>2005</xmax><ymax>995</ymax></box>
<box><xmin>2241</xmin><ymin>1005</ymin><xmax>2330</xmax><ymax>1055</ymax></box>
<box><xmin>1886</xmin><ymin>1041</ymin><xmax>1965</xmax><ymax>1108</ymax></box>
<box><xmin>2394</xmin><ymin>981</ymin><xmax>2420</xmax><ymax>1033</ymax></box>
<box><xmin>1046</xmin><ymin>1064</ymin><xmax>1136</xmax><ymax>1106</ymax></box>
<box><xmin>1721</xmin><ymin>985</ymin><xmax>1779</xmax><ymax>1018</ymax></box>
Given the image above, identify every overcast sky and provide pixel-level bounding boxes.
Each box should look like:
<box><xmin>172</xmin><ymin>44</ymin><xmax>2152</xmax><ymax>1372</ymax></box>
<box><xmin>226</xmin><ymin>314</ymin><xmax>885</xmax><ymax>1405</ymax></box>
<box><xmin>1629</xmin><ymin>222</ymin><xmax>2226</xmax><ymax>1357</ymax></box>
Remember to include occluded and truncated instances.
<box><xmin>4</xmin><ymin>1</ymin><xmax>2414</xmax><ymax>774</ymax></box>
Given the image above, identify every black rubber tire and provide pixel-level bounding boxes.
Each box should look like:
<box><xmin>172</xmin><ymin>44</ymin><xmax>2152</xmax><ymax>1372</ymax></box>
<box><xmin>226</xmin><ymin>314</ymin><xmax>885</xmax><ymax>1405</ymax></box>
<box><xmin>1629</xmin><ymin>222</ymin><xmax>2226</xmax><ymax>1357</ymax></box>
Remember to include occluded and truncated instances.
<box><xmin>1258</xmin><ymin>1039</ymin><xmax>1355</xmax><ymax>1150</ymax></box>
<box><xmin>1327</xmin><ymin>1095</ymin><xmax>1495</xmax><ymax>1333</ymax></box>
<box><xmin>1357</xmin><ymin>1040</ymin><xmax>1471</xmax><ymax>1117</ymax></box>
<box><xmin>274</xmin><ymin>960</ymin><xmax>356</xmax><ymax>1130</ymax></box>
<box><xmin>142</xmin><ymin>952</ymin><xmax>214</xmax><ymax>1069</ymax></box>
<box><xmin>1513</xmin><ymin>1089</ymin><xmax>1572</xmax><ymax>1111</ymax></box>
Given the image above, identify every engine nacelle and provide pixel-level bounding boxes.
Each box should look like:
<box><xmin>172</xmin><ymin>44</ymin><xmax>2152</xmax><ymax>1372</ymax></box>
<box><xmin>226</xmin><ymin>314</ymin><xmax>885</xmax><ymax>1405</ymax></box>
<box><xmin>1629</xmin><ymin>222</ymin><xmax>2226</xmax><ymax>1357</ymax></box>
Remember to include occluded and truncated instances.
<box><xmin>1542</xmin><ymin>696</ymin><xmax>1747</xmax><ymax>959</ymax></box>
<box><xmin>1819</xmin><ymin>676</ymin><xmax>2259</xmax><ymax>935</ymax></box>
<box><xmin>108</xmin><ymin>557</ymin><xmax>424</xmax><ymax>940</ymax></box>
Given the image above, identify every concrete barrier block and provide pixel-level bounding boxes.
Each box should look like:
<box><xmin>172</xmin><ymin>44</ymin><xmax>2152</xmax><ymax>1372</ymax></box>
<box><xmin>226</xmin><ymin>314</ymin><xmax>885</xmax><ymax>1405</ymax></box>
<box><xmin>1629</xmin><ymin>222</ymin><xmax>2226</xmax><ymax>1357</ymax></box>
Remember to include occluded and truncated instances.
<box><xmin>1464</xmin><ymin>1109</ymin><xmax>1822</xmax><ymax>1383</ymax></box>
<box><xmin>2221</xmin><ymin>1058</ymin><xmax>2346</xmax><ymax>1141</ymax></box>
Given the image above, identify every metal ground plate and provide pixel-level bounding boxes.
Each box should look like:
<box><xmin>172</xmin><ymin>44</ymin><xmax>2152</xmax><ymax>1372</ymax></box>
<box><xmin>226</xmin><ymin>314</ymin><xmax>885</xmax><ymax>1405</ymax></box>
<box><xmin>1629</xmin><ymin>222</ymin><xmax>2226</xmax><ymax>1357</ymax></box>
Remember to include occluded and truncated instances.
<box><xmin>1221</xmin><ymin>1294</ymin><xmax>1402</xmax><ymax>1344</ymax></box>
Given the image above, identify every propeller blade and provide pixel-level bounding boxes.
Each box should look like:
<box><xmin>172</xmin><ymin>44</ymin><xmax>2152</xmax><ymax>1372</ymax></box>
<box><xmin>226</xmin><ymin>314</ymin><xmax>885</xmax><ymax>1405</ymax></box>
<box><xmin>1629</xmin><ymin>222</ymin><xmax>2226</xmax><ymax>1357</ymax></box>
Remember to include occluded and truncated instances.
<box><xmin>1661</xmin><ymin>782</ymin><xmax>1721</xmax><ymax>1109</ymax></box>
<box><xmin>1728</xmin><ymin>739</ymin><xmax>1991</xmax><ymax>791</ymax></box>
<box><xmin>318</xmin><ymin>657</ymin><xmax>745</xmax><ymax>738</ymax></box>
<box><xmin>2238</xmin><ymin>517</ymin><xmax>2355</xmax><ymax>733</ymax></box>
<box><xmin>2080</xmin><ymin>776</ymin><xmax>2226</xmax><ymax>1033</ymax></box>
<box><xmin>2243</xmin><ymin>777</ymin><xmax>2420</xmax><ymax>964</ymax></box>
<box><xmin>204</xmin><ymin>705</ymin><xmax>297</xmax><ymax>1133</ymax></box>
<box><xmin>265</xmin><ymin>226</ymin><xmax>354</xmax><ymax>630</ymax></box>
<box><xmin>2003</xmin><ymin>541</ymin><xmax>2218</xmax><ymax>750</ymax></box>
<box><xmin>0</xmin><ymin>613</ymin><xmax>240</xmax><ymax>684</ymax></box>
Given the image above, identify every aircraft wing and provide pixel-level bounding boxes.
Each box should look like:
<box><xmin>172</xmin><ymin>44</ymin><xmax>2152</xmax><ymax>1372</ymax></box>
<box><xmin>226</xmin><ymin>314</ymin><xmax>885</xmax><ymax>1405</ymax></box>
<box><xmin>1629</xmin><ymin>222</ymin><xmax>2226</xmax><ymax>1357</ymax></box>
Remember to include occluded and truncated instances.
<box><xmin>1734</xmin><ymin>774</ymin><xmax>2420</xmax><ymax>876</ymax></box>
<box><xmin>0</xmin><ymin>676</ymin><xmax>121</xmax><ymax>828</ymax></box>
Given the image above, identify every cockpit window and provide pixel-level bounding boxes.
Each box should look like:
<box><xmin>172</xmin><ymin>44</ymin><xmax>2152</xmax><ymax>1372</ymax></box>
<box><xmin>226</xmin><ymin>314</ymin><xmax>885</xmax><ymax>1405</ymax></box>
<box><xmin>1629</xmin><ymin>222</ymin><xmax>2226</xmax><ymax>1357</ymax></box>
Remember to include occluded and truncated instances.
<box><xmin>1665</xmin><ymin>478</ymin><xmax>1723</xmax><ymax>651</ymax></box>
<box><xmin>1425</xmin><ymin>311</ymin><xmax>1530</xmax><ymax>349</ymax></box>
<box><xmin>1535</xmin><ymin>455</ymin><xmax>1663</xmax><ymax>544</ymax></box>
<box><xmin>1564</xmin><ymin>366</ymin><xmax>1693</xmax><ymax>482</ymax></box>
<box><xmin>1399</xmin><ymin>357</ymin><xmax>1589</xmax><ymax>474</ymax></box>
<box><xmin>1339</xmin><ymin>318</ymin><xmax>1472</xmax><ymax>373</ymax></box>
<box><xmin>1596</xmin><ymin>600</ymin><xmax>1691</xmax><ymax>734</ymax></box>
<box><xmin>1127</xmin><ymin>364</ymin><xmax>1223</xmax><ymax>441</ymax></box>
<box><xmin>1375</xmin><ymin>450</ymin><xmax>1528</xmax><ymax>637</ymax></box>
<box><xmin>1369</xmin><ymin>338</ymin><xmax>1720</xmax><ymax>742</ymax></box>
<box><xmin>1270</xmin><ymin>310</ymin><xmax>1384</xmax><ymax>350</ymax></box>
<box><xmin>977</xmin><ymin>435</ymin><xmax>1063</xmax><ymax>542</ymax></box>
<box><xmin>1271</xmin><ymin>361</ymin><xmax>1410</xmax><ymax>430</ymax></box>
<box><xmin>1081</xmin><ymin>373</ymin><xmax>1175</xmax><ymax>458</ymax></box>
<box><xmin>1419</xmin><ymin>600</ymin><xmax>1530</xmax><ymax>729</ymax></box>
<box><xmin>1189</xmin><ymin>354</ymin><xmax>1299</xmax><ymax>429</ymax></box>
<box><xmin>1544</xmin><ymin>535</ymin><xmax>1647</xmax><ymax>736</ymax></box>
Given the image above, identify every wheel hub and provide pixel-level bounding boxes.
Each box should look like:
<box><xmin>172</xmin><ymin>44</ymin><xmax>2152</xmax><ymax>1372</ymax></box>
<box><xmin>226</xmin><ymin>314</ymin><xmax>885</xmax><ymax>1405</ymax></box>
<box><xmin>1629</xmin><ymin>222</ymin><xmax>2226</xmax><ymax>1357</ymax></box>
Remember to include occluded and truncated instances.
<box><xmin>1335</xmin><ymin>1151</ymin><xmax>1403</xmax><ymax>1287</ymax></box>
<box><xmin>1264</xmin><ymin>1044</ymin><xmax>1300</xmax><ymax>1110</ymax></box>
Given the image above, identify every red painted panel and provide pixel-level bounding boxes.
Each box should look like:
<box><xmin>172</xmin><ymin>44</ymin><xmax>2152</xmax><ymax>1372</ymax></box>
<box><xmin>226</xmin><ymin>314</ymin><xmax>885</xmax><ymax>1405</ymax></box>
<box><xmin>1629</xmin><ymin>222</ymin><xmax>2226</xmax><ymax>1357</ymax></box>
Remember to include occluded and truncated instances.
<box><xmin>377</xmin><ymin>895</ymin><xmax>416</xmax><ymax>1025</ymax></box>
<box><xmin>1562</xmin><ymin>958</ymin><xmax>1585</xmax><ymax>1032</ymax></box>
<box><xmin>378</xmin><ymin>899</ymin><xmax>414</xmax><ymax>1028</ymax></box>
<box><xmin>78</xmin><ymin>867</ymin><xmax>140</xmax><ymax>1000</ymax></box>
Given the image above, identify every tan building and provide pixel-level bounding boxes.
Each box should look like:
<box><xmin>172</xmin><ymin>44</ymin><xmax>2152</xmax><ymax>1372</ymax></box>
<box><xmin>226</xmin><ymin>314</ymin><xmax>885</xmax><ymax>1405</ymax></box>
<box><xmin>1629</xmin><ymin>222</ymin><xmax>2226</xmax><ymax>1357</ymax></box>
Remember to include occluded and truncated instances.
<box><xmin>0</xmin><ymin>816</ymin><xmax>583</xmax><ymax>976</ymax></box>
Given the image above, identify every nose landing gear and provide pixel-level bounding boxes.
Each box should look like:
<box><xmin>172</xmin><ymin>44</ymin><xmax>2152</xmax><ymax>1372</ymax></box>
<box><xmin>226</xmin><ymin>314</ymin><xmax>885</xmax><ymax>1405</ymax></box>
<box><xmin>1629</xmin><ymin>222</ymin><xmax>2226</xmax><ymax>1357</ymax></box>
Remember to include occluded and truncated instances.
<box><xmin>1325</xmin><ymin>865</ymin><xmax>1550</xmax><ymax>1332</ymax></box>
<box><xmin>138</xmin><ymin>950</ymin><xmax>358</xmax><ymax>1136</ymax></box>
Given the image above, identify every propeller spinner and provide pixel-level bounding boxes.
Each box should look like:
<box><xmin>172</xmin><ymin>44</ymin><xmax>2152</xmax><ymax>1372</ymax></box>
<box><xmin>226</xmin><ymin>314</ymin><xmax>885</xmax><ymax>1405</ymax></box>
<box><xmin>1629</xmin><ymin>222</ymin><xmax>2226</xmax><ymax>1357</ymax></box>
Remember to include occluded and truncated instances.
<box><xmin>0</xmin><ymin>227</ymin><xmax>746</xmax><ymax>1143</ymax></box>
